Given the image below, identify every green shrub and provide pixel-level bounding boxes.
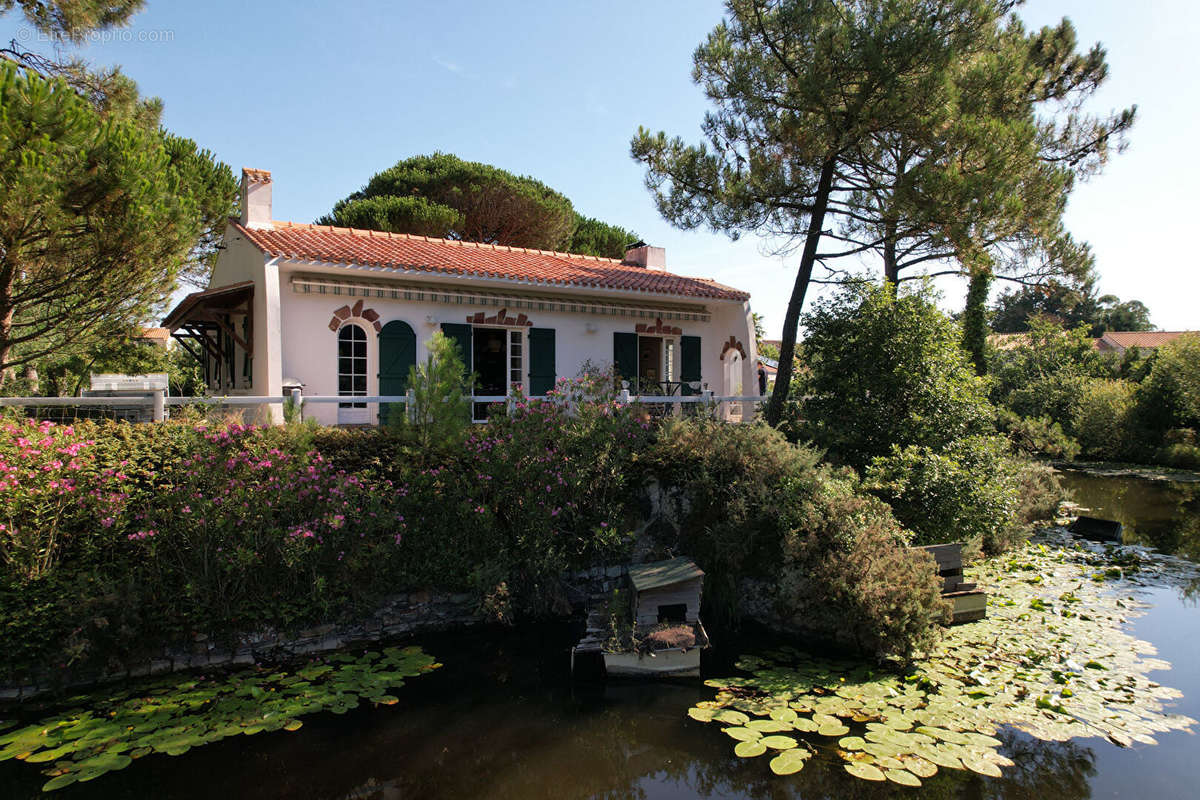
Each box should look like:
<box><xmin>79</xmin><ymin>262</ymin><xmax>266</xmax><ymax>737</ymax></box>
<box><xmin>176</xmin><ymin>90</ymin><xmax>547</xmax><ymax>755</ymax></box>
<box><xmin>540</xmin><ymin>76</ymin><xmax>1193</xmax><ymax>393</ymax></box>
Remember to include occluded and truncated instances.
<box><xmin>1157</xmin><ymin>429</ymin><xmax>1200</xmax><ymax>470</ymax></box>
<box><xmin>776</xmin><ymin>480</ymin><xmax>948</xmax><ymax>662</ymax></box>
<box><xmin>996</xmin><ymin>408</ymin><xmax>1080</xmax><ymax>460</ymax></box>
<box><xmin>988</xmin><ymin>318</ymin><xmax>1110</xmax><ymax>423</ymax></box>
<box><xmin>1072</xmin><ymin>378</ymin><xmax>1137</xmax><ymax>461</ymax></box>
<box><xmin>640</xmin><ymin>417</ymin><xmax>825</xmax><ymax>627</ymax></box>
<box><xmin>797</xmin><ymin>283</ymin><xmax>993</xmax><ymax>469</ymax></box>
<box><xmin>1136</xmin><ymin>334</ymin><xmax>1200</xmax><ymax>440</ymax></box>
<box><xmin>864</xmin><ymin>435</ymin><xmax>1023</xmax><ymax>553</ymax></box>
<box><xmin>1011</xmin><ymin>458</ymin><xmax>1064</xmax><ymax>532</ymax></box>
<box><xmin>642</xmin><ymin>417</ymin><xmax>946</xmax><ymax>659</ymax></box>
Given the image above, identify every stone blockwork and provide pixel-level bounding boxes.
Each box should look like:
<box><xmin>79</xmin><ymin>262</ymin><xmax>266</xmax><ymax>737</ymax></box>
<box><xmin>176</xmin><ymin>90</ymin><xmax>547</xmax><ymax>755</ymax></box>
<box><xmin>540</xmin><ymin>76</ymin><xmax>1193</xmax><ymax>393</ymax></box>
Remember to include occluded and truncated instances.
<box><xmin>1</xmin><ymin>570</ymin><xmax>637</xmax><ymax>704</ymax></box>
<box><xmin>0</xmin><ymin>590</ymin><xmax>482</xmax><ymax>704</ymax></box>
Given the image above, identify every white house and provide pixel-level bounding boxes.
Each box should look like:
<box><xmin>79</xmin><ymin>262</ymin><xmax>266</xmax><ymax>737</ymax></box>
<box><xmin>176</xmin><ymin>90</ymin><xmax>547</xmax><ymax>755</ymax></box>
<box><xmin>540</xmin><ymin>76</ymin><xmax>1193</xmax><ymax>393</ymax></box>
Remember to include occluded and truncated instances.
<box><xmin>163</xmin><ymin>169</ymin><xmax>758</xmax><ymax>425</ymax></box>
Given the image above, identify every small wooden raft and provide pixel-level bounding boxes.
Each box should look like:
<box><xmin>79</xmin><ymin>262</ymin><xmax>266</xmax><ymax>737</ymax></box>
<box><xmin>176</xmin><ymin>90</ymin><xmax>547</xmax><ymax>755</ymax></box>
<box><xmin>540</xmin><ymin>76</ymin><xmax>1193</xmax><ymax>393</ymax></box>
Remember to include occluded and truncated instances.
<box><xmin>921</xmin><ymin>543</ymin><xmax>986</xmax><ymax>624</ymax></box>
<box><xmin>1068</xmin><ymin>515</ymin><xmax>1124</xmax><ymax>543</ymax></box>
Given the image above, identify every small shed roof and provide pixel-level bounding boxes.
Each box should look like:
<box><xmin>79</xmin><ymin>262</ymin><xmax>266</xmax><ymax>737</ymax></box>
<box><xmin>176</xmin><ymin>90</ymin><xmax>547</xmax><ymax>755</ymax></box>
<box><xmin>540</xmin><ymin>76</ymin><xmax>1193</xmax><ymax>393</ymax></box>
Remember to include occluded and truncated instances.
<box><xmin>629</xmin><ymin>557</ymin><xmax>704</xmax><ymax>592</ymax></box>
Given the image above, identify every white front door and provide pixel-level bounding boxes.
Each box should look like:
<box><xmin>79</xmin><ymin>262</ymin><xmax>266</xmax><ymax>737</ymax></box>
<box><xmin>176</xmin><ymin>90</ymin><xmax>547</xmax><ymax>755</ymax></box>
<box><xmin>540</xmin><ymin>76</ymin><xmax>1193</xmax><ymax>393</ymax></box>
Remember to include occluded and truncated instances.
<box><xmin>337</xmin><ymin>323</ymin><xmax>370</xmax><ymax>424</ymax></box>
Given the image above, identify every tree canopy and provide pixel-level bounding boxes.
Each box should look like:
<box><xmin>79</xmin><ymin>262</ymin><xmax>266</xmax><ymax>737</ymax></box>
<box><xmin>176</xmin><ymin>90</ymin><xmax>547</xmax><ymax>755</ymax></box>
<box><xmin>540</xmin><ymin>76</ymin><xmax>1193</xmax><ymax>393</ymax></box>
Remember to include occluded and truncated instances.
<box><xmin>319</xmin><ymin>153</ymin><xmax>638</xmax><ymax>259</ymax></box>
<box><xmin>0</xmin><ymin>0</ymin><xmax>143</xmax><ymax>40</ymax></box>
<box><xmin>990</xmin><ymin>281</ymin><xmax>1153</xmax><ymax>336</ymax></box>
<box><xmin>0</xmin><ymin>61</ymin><xmax>235</xmax><ymax>381</ymax></box>
<box><xmin>631</xmin><ymin>0</ymin><xmax>1132</xmax><ymax>425</ymax></box>
<box><xmin>797</xmin><ymin>283</ymin><xmax>994</xmax><ymax>469</ymax></box>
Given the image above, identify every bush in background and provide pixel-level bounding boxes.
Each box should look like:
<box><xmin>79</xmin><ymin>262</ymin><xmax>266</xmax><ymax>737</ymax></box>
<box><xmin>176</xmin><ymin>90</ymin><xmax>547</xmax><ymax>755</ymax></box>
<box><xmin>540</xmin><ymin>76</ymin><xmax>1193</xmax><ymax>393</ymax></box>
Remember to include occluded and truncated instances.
<box><xmin>1072</xmin><ymin>378</ymin><xmax>1137</xmax><ymax>461</ymax></box>
<box><xmin>864</xmin><ymin>435</ymin><xmax>1022</xmax><ymax>553</ymax></box>
<box><xmin>995</xmin><ymin>409</ymin><xmax>1080</xmax><ymax>460</ymax></box>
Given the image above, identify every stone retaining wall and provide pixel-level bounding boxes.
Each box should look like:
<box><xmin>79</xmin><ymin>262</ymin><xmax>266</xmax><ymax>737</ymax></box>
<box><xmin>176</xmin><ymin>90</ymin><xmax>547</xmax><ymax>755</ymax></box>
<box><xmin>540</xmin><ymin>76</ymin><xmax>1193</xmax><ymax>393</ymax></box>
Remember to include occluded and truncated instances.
<box><xmin>0</xmin><ymin>589</ymin><xmax>482</xmax><ymax>703</ymax></box>
<box><xmin>1</xmin><ymin>569</ymin><xmax>634</xmax><ymax>704</ymax></box>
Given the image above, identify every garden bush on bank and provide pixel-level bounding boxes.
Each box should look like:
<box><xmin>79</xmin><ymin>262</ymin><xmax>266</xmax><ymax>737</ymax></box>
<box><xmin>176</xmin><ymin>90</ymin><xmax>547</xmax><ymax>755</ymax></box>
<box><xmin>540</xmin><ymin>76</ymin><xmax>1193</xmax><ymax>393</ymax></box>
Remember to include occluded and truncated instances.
<box><xmin>1</xmin><ymin>375</ymin><xmax>1050</xmax><ymax>683</ymax></box>
<box><xmin>988</xmin><ymin>322</ymin><xmax>1200</xmax><ymax>469</ymax></box>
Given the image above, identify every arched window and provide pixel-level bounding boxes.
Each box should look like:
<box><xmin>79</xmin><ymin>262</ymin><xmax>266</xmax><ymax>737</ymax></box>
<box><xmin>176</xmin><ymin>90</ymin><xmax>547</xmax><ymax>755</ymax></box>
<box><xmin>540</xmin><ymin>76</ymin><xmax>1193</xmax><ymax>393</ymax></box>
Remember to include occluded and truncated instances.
<box><xmin>337</xmin><ymin>324</ymin><xmax>368</xmax><ymax>421</ymax></box>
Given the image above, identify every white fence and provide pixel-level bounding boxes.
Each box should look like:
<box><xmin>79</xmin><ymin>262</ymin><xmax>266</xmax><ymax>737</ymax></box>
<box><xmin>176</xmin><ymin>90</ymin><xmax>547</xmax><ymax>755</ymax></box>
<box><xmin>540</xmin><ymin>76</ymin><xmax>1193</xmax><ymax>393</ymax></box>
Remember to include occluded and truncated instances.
<box><xmin>0</xmin><ymin>389</ymin><xmax>765</xmax><ymax>424</ymax></box>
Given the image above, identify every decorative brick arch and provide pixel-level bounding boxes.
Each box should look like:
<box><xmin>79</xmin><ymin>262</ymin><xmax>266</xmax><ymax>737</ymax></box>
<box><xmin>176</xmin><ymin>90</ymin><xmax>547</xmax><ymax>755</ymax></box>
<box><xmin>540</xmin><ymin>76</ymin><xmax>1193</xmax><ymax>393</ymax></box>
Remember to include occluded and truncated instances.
<box><xmin>634</xmin><ymin>317</ymin><xmax>682</xmax><ymax>336</ymax></box>
<box><xmin>466</xmin><ymin>307</ymin><xmax>533</xmax><ymax>326</ymax></box>
<box><xmin>719</xmin><ymin>336</ymin><xmax>747</xmax><ymax>360</ymax></box>
<box><xmin>328</xmin><ymin>299</ymin><xmax>381</xmax><ymax>333</ymax></box>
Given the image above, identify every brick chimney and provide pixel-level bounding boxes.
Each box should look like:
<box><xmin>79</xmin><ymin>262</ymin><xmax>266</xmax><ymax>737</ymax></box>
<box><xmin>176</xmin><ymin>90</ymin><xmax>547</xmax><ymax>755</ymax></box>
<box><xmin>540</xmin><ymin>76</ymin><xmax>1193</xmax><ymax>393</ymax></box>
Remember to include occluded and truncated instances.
<box><xmin>240</xmin><ymin>167</ymin><xmax>273</xmax><ymax>229</ymax></box>
<box><xmin>623</xmin><ymin>241</ymin><xmax>666</xmax><ymax>269</ymax></box>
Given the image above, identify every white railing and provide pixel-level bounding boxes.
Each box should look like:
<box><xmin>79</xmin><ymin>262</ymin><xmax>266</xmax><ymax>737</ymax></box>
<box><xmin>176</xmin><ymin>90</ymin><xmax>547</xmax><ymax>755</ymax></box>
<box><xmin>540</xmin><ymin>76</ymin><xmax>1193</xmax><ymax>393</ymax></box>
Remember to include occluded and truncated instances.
<box><xmin>0</xmin><ymin>389</ymin><xmax>766</xmax><ymax>423</ymax></box>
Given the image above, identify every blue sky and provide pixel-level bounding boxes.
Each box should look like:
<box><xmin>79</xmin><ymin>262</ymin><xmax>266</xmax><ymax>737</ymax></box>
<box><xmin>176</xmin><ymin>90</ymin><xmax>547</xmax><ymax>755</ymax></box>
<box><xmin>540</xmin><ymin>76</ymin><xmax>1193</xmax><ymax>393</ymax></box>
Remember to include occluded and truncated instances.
<box><xmin>2</xmin><ymin>0</ymin><xmax>1196</xmax><ymax>334</ymax></box>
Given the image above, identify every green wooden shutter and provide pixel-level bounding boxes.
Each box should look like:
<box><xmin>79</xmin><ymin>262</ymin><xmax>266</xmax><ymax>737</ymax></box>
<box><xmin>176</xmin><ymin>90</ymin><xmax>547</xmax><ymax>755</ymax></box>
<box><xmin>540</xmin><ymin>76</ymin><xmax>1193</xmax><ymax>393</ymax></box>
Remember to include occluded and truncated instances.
<box><xmin>378</xmin><ymin>320</ymin><xmax>417</xmax><ymax>425</ymax></box>
<box><xmin>528</xmin><ymin>327</ymin><xmax>556</xmax><ymax>396</ymax></box>
<box><xmin>681</xmin><ymin>335</ymin><xmax>702</xmax><ymax>395</ymax></box>
<box><xmin>440</xmin><ymin>323</ymin><xmax>473</xmax><ymax>378</ymax></box>
<box><xmin>613</xmin><ymin>332</ymin><xmax>637</xmax><ymax>386</ymax></box>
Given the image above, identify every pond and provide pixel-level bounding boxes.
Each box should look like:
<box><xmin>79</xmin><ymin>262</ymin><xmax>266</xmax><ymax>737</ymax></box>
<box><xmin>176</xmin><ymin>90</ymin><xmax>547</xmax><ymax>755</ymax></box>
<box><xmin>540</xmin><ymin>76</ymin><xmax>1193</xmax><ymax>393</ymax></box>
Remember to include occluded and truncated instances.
<box><xmin>2</xmin><ymin>472</ymin><xmax>1198</xmax><ymax>799</ymax></box>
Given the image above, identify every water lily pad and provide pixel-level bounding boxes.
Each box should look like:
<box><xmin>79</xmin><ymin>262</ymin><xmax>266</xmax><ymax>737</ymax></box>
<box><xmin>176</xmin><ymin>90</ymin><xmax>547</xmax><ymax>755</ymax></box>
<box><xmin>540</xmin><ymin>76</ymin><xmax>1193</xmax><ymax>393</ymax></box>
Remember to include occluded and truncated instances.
<box><xmin>901</xmin><ymin>756</ymin><xmax>938</xmax><ymax>778</ymax></box>
<box><xmin>734</xmin><ymin>740</ymin><xmax>767</xmax><ymax>758</ymax></box>
<box><xmin>769</xmin><ymin>749</ymin><xmax>809</xmax><ymax>775</ymax></box>
<box><xmin>41</xmin><ymin>773</ymin><xmax>80</xmax><ymax>791</ymax></box>
<box><xmin>884</xmin><ymin>768</ymin><xmax>922</xmax><ymax>787</ymax></box>
<box><xmin>838</xmin><ymin>735</ymin><xmax>866</xmax><ymax>751</ymax></box>
<box><xmin>712</xmin><ymin>710</ymin><xmax>750</xmax><ymax>726</ymax></box>
<box><xmin>760</xmin><ymin>735</ymin><xmax>799</xmax><ymax>750</ymax></box>
<box><xmin>961</xmin><ymin>753</ymin><xmax>1003</xmax><ymax>777</ymax></box>
<box><xmin>722</xmin><ymin>726</ymin><xmax>762</xmax><ymax>742</ymax></box>
<box><xmin>687</xmin><ymin>708</ymin><xmax>715</xmax><ymax>723</ymax></box>
<box><xmin>817</xmin><ymin>722</ymin><xmax>850</xmax><ymax>737</ymax></box>
<box><xmin>844</xmin><ymin>762</ymin><xmax>886</xmax><ymax>781</ymax></box>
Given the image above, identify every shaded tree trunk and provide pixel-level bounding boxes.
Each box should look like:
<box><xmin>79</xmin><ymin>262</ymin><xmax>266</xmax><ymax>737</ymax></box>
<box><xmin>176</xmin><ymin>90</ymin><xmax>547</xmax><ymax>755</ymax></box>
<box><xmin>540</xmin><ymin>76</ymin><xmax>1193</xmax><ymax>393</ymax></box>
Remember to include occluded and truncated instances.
<box><xmin>767</xmin><ymin>156</ymin><xmax>838</xmax><ymax>427</ymax></box>
<box><xmin>883</xmin><ymin>217</ymin><xmax>899</xmax><ymax>291</ymax></box>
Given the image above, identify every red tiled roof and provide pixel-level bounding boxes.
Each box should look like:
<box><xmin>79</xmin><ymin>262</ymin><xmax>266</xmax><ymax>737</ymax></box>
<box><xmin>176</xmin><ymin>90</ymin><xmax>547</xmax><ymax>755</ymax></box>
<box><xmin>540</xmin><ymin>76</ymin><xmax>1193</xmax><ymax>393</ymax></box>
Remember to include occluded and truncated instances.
<box><xmin>138</xmin><ymin>327</ymin><xmax>170</xmax><ymax>342</ymax></box>
<box><xmin>1098</xmin><ymin>331</ymin><xmax>1197</xmax><ymax>350</ymax></box>
<box><xmin>231</xmin><ymin>220</ymin><xmax>750</xmax><ymax>302</ymax></box>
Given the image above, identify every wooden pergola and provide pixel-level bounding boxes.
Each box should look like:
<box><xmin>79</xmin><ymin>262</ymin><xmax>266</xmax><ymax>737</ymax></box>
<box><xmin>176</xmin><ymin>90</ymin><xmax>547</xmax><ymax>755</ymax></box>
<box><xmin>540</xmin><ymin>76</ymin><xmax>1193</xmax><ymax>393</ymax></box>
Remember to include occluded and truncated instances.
<box><xmin>162</xmin><ymin>282</ymin><xmax>255</xmax><ymax>391</ymax></box>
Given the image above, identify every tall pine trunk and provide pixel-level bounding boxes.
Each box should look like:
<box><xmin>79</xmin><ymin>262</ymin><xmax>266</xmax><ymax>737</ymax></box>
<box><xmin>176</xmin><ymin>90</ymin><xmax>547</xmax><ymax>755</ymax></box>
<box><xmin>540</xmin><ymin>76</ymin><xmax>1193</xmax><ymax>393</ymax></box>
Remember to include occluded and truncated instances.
<box><xmin>766</xmin><ymin>156</ymin><xmax>838</xmax><ymax>427</ymax></box>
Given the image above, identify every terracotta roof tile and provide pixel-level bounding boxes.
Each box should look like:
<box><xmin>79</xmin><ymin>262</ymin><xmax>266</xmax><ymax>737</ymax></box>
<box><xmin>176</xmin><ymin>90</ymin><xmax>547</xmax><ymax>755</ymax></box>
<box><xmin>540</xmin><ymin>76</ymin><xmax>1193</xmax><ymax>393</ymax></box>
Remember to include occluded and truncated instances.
<box><xmin>231</xmin><ymin>219</ymin><xmax>750</xmax><ymax>302</ymax></box>
<box><xmin>1098</xmin><ymin>331</ymin><xmax>1198</xmax><ymax>349</ymax></box>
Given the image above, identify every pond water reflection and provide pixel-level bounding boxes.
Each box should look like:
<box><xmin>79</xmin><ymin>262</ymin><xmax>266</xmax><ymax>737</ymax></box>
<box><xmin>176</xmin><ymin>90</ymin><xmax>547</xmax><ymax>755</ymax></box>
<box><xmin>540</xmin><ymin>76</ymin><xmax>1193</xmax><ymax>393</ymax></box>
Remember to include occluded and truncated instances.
<box><xmin>1059</xmin><ymin>471</ymin><xmax>1200</xmax><ymax>563</ymax></box>
<box><xmin>2</xmin><ymin>473</ymin><xmax>1196</xmax><ymax>799</ymax></box>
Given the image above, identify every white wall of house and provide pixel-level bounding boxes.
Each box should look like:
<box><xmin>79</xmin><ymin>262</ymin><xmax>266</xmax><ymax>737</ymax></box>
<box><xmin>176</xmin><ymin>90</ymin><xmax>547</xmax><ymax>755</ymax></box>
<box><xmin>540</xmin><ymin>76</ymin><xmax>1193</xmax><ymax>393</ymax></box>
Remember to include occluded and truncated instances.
<box><xmin>267</xmin><ymin>262</ymin><xmax>758</xmax><ymax>426</ymax></box>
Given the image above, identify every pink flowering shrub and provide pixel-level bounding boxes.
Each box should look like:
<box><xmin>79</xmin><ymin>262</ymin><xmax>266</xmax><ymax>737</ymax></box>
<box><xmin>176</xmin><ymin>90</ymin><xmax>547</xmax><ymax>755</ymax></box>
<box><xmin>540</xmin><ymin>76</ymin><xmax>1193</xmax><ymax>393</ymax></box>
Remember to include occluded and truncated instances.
<box><xmin>0</xmin><ymin>418</ymin><xmax>129</xmax><ymax>579</ymax></box>
<box><xmin>128</xmin><ymin>422</ymin><xmax>401</xmax><ymax>640</ymax></box>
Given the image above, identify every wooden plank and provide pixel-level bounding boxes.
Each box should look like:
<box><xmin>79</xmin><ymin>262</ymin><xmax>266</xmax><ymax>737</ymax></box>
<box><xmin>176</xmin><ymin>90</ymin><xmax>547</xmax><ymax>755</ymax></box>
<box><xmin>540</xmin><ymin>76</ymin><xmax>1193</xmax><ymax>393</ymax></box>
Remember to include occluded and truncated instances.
<box><xmin>945</xmin><ymin>589</ymin><xmax>987</xmax><ymax>624</ymax></box>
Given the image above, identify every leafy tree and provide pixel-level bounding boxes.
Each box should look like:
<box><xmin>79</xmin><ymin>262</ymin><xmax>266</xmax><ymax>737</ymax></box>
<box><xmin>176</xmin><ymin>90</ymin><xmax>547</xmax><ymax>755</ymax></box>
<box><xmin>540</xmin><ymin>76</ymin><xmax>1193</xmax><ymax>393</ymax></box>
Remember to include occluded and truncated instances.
<box><xmin>567</xmin><ymin>213</ymin><xmax>639</xmax><ymax>259</ymax></box>
<box><xmin>987</xmin><ymin>316</ymin><xmax>1110</xmax><ymax>425</ymax></box>
<box><xmin>631</xmin><ymin>1</ymin><xmax>1131</xmax><ymax>425</ymax></box>
<box><xmin>797</xmin><ymin>283</ymin><xmax>993</xmax><ymax>469</ymax></box>
<box><xmin>321</xmin><ymin>153</ymin><xmax>576</xmax><ymax>250</ymax></box>
<box><xmin>1135</xmin><ymin>334</ymin><xmax>1200</xmax><ymax>440</ymax></box>
<box><xmin>1094</xmin><ymin>295</ymin><xmax>1153</xmax><ymax>335</ymax></box>
<box><xmin>322</xmin><ymin>154</ymin><xmax>637</xmax><ymax>259</ymax></box>
<box><xmin>991</xmin><ymin>281</ymin><xmax>1153</xmax><ymax>336</ymax></box>
<box><xmin>0</xmin><ymin>0</ymin><xmax>143</xmax><ymax>40</ymax></box>
<box><xmin>0</xmin><ymin>62</ymin><xmax>234</xmax><ymax>382</ymax></box>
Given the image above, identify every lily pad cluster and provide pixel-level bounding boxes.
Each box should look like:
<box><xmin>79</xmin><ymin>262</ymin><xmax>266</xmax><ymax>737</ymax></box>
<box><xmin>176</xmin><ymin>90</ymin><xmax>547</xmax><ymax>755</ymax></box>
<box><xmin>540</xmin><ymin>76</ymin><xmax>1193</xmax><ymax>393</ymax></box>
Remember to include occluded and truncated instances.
<box><xmin>0</xmin><ymin>645</ymin><xmax>440</xmax><ymax>792</ymax></box>
<box><xmin>691</xmin><ymin>538</ymin><xmax>1197</xmax><ymax>787</ymax></box>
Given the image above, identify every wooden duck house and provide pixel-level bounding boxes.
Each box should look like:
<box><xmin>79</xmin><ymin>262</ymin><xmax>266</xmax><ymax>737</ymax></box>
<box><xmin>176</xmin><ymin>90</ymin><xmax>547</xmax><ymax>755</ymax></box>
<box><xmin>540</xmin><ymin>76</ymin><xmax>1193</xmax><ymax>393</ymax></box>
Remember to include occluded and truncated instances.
<box><xmin>573</xmin><ymin>556</ymin><xmax>709</xmax><ymax>679</ymax></box>
<box><xmin>921</xmin><ymin>543</ymin><xmax>987</xmax><ymax>624</ymax></box>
